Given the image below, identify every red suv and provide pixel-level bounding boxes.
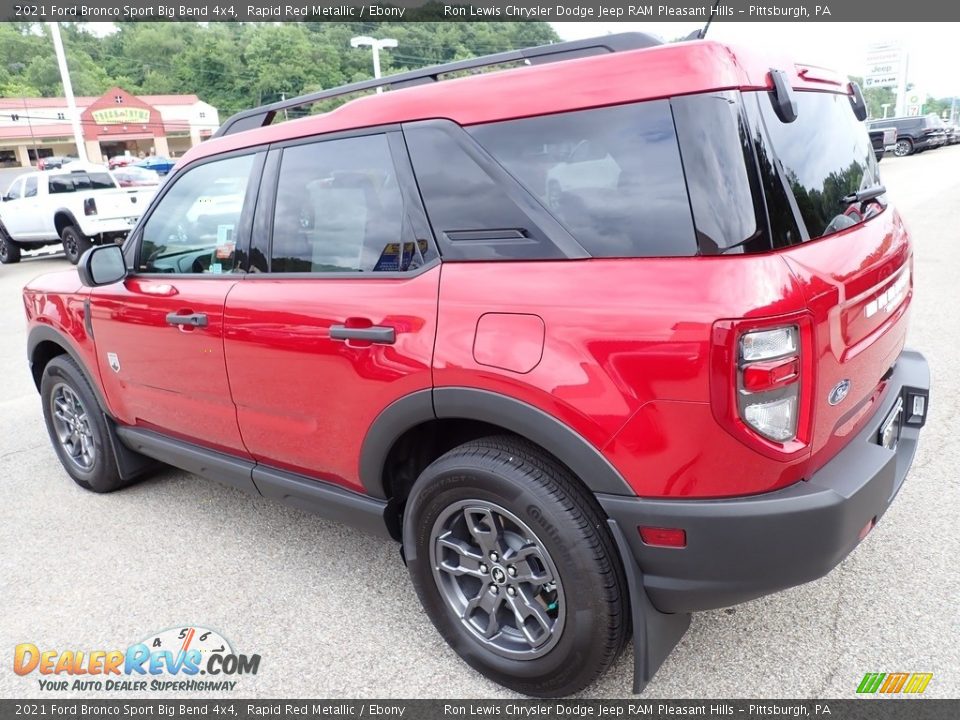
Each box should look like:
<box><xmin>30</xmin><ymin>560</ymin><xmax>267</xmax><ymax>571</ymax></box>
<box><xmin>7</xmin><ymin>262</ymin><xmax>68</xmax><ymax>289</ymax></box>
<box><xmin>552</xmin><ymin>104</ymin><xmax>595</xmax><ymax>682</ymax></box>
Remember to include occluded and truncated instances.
<box><xmin>23</xmin><ymin>34</ymin><xmax>930</xmax><ymax>697</ymax></box>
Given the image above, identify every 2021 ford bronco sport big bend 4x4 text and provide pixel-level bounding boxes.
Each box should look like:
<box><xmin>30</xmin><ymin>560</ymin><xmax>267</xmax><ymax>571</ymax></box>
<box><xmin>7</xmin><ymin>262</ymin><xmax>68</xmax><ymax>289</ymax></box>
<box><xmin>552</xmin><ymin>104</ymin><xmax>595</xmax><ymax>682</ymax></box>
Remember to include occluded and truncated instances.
<box><xmin>24</xmin><ymin>34</ymin><xmax>930</xmax><ymax>697</ymax></box>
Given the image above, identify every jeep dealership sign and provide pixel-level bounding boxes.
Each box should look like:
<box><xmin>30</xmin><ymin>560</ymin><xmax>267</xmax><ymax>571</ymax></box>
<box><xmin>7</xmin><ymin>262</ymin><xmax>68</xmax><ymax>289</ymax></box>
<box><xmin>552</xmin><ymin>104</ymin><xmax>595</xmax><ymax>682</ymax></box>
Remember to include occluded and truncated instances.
<box><xmin>864</xmin><ymin>41</ymin><xmax>905</xmax><ymax>89</ymax></box>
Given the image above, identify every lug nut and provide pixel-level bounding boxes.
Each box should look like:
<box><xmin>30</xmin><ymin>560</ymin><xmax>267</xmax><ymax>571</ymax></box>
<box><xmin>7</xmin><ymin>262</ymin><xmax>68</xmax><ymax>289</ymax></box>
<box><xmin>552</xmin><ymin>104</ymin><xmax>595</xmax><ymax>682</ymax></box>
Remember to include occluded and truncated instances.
<box><xmin>508</xmin><ymin>566</ymin><xmax>517</xmax><ymax>577</ymax></box>
<box><xmin>490</xmin><ymin>552</ymin><xmax>499</xmax><ymax>562</ymax></box>
<box><xmin>490</xmin><ymin>585</ymin><xmax>499</xmax><ymax>595</ymax></box>
<box><xmin>479</xmin><ymin>564</ymin><xmax>488</xmax><ymax>574</ymax></box>
<box><xmin>507</xmin><ymin>587</ymin><xmax>517</xmax><ymax>597</ymax></box>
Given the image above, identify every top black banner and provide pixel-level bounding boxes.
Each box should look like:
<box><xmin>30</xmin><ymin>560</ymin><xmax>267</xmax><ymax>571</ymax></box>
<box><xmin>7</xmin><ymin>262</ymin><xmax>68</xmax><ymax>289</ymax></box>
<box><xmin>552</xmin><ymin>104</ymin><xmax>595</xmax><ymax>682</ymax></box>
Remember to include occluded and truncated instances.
<box><xmin>2</xmin><ymin>0</ymin><xmax>960</xmax><ymax>23</ymax></box>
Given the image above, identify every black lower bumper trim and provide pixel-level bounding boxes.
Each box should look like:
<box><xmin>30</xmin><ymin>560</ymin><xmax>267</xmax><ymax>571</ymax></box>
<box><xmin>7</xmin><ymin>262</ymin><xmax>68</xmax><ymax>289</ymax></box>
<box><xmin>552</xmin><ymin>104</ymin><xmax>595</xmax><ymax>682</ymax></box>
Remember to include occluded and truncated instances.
<box><xmin>599</xmin><ymin>348</ymin><xmax>930</xmax><ymax>613</ymax></box>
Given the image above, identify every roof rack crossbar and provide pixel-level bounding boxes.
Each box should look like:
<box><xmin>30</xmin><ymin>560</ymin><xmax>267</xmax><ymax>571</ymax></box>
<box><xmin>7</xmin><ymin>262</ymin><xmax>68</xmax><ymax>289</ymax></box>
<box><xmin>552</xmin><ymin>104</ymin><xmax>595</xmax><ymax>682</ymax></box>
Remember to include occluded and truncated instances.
<box><xmin>213</xmin><ymin>32</ymin><xmax>662</xmax><ymax>138</ymax></box>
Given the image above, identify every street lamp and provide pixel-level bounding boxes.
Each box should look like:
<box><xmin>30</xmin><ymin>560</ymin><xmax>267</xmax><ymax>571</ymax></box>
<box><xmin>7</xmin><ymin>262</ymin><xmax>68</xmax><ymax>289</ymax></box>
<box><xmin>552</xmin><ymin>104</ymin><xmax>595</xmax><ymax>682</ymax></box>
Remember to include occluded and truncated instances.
<box><xmin>350</xmin><ymin>36</ymin><xmax>398</xmax><ymax>93</ymax></box>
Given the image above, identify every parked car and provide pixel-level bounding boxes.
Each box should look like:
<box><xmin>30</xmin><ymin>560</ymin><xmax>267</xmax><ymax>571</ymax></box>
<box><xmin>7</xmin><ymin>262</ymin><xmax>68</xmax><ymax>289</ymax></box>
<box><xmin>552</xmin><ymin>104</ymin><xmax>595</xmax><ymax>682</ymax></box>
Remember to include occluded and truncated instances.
<box><xmin>868</xmin><ymin>126</ymin><xmax>897</xmax><ymax>161</ymax></box>
<box><xmin>112</xmin><ymin>165</ymin><xmax>161</xmax><ymax>188</ymax></box>
<box><xmin>0</xmin><ymin>164</ymin><xmax>157</xmax><ymax>264</ymax></box>
<box><xmin>868</xmin><ymin>115</ymin><xmax>947</xmax><ymax>156</ymax></box>
<box><xmin>37</xmin><ymin>156</ymin><xmax>77</xmax><ymax>170</ymax></box>
<box><xmin>22</xmin><ymin>34</ymin><xmax>929</xmax><ymax>697</ymax></box>
<box><xmin>944</xmin><ymin>124</ymin><xmax>960</xmax><ymax>145</ymax></box>
<box><xmin>135</xmin><ymin>156</ymin><xmax>176</xmax><ymax>175</ymax></box>
<box><xmin>107</xmin><ymin>155</ymin><xmax>136</xmax><ymax>170</ymax></box>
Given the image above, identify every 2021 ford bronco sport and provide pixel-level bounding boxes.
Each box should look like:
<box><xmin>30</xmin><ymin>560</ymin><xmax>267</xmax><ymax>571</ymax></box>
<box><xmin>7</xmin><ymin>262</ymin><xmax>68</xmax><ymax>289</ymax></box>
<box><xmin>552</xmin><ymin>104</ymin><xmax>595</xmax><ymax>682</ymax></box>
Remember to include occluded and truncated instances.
<box><xmin>24</xmin><ymin>34</ymin><xmax>930</xmax><ymax>697</ymax></box>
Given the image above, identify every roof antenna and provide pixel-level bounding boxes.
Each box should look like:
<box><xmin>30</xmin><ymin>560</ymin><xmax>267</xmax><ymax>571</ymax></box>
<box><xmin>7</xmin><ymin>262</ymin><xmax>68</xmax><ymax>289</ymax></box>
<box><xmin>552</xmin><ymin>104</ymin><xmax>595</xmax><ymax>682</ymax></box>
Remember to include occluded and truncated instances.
<box><xmin>698</xmin><ymin>0</ymin><xmax>722</xmax><ymax>39</ymax></box>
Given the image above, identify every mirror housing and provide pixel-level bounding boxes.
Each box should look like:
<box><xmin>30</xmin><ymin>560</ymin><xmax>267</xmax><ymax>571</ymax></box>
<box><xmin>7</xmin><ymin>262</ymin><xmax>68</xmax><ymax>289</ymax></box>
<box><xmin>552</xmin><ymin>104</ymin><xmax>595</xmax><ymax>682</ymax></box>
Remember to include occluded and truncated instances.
<box><xmin>849</xmin><ymin>82</ymin><xmax>869</xmax><ymax>122</ymax></box>
<box><xmin>77</xmin><ymin>244</ymin><xmax>127</xmax><ymax>287</ymax></box>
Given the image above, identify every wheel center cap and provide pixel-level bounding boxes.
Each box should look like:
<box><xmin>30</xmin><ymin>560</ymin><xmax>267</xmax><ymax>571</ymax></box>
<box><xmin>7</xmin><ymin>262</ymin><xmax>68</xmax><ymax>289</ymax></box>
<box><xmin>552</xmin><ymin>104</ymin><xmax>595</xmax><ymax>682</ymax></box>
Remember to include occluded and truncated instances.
<box><xmin>491</xmin><ymin>567</ymin><xmax>507</xmax><ymax>585</ymax></box>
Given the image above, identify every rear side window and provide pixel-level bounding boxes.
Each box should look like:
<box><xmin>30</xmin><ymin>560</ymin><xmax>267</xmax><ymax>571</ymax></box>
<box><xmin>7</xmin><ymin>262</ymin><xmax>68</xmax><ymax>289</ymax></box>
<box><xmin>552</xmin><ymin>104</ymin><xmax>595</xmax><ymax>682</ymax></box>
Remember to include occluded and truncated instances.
<box><xmin>49</xmin><ymin>172</ymin><xmax>115</xmax><ymax>193</ymax></box>
<box><xmin>23</xmin><ymin>177</ymin><xmax>37</xmax><ymax>198</ymax></box>
<box><xmin>269</xmin><ymin>134</ymin><xmax>429</xmax><ymax>273</ymax></box>
<box><xmin>755</xmin><ymin>90</ymin><xmax>884</xmax><ymax>241</ymax></box>
<box><xmin>468</xmin><ymin>101</ymin><xmax>697</xmax><ymax>257</ymax></box>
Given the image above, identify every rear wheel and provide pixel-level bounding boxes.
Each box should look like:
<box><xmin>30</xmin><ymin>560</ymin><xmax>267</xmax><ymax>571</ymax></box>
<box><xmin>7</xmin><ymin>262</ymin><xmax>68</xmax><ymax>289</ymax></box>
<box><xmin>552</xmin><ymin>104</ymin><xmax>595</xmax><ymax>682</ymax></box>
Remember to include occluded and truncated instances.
<box><xmin>893</xmin><ymin>138</ymin><xmax>914</xmax><ymax>157</ymax></box>
<box><xmin>40</xmin><ymin>355</ymin><xmax>133</xmax><ymax>493</ymax></box>
<box><xmin>61</xmin><ymin>225</ymin><xmax>92</xmax><ymax>265</ymax></box>
<box><xmin>0</xmin><ymin>227</ymin><xmax>21</xmax><ymax>264</ymax></box>
<box><xmin>403</xmin><ymin>436</ymin><xmax>628</xmax><ymax>697</ymax></box>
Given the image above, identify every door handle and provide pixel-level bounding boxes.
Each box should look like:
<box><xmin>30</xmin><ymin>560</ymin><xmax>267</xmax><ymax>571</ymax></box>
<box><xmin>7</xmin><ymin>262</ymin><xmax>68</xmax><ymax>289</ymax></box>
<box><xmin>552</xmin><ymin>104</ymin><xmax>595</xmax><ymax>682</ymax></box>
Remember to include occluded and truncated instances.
<box><xmin>329</xmin><ymin>324</ymin><xmax>395</xmax><ymax>344</ymax></box>
<box><xmin>166</xmin><ymin>312</ymin><xmax>208</xmax><ymax>328</ymax></box>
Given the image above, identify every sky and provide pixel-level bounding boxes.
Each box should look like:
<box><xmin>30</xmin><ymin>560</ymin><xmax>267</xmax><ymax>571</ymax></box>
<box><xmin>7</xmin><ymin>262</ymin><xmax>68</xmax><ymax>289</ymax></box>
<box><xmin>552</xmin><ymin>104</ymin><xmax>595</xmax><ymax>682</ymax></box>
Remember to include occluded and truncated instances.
<box><xmin>551</xmin><ymin>22</ymin><xmax>959</xmax><ymax>98</ymax></box>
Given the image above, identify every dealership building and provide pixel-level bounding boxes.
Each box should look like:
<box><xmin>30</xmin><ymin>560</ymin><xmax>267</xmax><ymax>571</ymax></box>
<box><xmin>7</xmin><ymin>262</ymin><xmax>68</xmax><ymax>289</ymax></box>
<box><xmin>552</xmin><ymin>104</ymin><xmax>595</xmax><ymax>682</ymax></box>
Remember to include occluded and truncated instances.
<box><xmin>0</xmin><ymin>87</ymin><xmax>220</xmax><ymax>168</ymax></box>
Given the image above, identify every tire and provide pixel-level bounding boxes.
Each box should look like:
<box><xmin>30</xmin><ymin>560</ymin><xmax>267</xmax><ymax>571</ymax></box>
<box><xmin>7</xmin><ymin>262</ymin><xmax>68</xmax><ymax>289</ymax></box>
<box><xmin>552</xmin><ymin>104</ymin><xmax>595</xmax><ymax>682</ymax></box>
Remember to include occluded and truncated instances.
<box><xmin>0</xmin><ymin>226</ymin><xmax>21</xmax><ymax>264</ymax></box>
<box><xmin>40</xmin><ymin>355</ymin><xmax>132</xmax><ymax>493</ymax></box>
<box><xmin>61</xmin><ymin>225</ymin><xmax>92</xmax><ymax>265</ymax></box>
<box><xmin>893</xmin><ymin>138</ymin><xmax>913</xmax><ymax>157</ymax></box>
<box><xmin>403</xmin><ymin>435</ymin><xmax>629</xmax><ymax>697</ymax></box>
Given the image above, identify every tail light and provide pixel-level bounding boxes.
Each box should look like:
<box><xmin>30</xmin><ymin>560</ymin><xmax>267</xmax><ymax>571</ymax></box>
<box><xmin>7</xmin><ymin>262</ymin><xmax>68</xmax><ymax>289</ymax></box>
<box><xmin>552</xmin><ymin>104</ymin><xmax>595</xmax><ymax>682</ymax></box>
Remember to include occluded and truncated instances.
<box><xmin>711</xmin><ymin>315</ymin><xmax>814</xmax><ymax>459</ymax></box>
<box><xmin>83</xmin><ymin>198</ymin><xmax>97</xmax><ymax>216</ymax></box>
<box><xmin>738</xmin><ymin>326</ymin><xmax>800</xmax><ymax>442</ymax></box>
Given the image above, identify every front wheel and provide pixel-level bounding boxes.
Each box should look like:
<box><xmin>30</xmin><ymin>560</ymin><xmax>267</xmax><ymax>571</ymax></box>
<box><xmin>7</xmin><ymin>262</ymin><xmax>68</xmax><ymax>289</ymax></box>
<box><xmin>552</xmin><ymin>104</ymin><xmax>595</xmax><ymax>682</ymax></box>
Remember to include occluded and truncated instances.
<box><xmin>403</xmin><ymin>436</ymin><xmax>629</xmax><ymax>697</ymax></box>
<box><xmin>61</xmin><ymin>225</ymin><xmax>92</xmax><ymax>265</ymax></box>
<box><xmin>893</xmin><ymin>138</ymin><xmax>914</xmax><ymax>157</ymax></box>
<box><xmin>40</xmin><ymin>355</ymin><xmax>132</xmax><ymax>493</ymax></box>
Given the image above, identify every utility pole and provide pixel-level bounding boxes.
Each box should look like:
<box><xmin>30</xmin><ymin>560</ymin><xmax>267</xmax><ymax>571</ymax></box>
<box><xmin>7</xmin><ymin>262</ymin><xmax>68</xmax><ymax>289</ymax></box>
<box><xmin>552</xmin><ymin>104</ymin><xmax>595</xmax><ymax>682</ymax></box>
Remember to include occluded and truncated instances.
<box><xmin>48</xmin><ymin>22</ymin><xmax>87</xmax><ymax>163</ymax></box>
<box><xmin>350</xmin><ymin>36</ymin><xmax>398</xmax><ymax>93</ymax></box>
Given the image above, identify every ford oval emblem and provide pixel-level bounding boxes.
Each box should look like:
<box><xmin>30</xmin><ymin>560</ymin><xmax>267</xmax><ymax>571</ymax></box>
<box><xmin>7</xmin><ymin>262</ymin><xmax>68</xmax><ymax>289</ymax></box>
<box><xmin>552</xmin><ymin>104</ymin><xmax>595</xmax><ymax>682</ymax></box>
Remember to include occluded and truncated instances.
<box><xmin>828</xmin><ymin>379</ymin><xmax>851</xmax><ymax>406</ymax></box>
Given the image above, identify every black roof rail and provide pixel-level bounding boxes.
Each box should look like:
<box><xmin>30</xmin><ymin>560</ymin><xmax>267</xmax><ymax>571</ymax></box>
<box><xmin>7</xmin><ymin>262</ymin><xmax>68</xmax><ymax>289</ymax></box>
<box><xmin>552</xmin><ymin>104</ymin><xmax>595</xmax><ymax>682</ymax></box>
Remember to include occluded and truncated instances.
<box><xmin>213</xmin><ymin>32</ymin><xmax>662</xmax><ymax>138</ymax></box>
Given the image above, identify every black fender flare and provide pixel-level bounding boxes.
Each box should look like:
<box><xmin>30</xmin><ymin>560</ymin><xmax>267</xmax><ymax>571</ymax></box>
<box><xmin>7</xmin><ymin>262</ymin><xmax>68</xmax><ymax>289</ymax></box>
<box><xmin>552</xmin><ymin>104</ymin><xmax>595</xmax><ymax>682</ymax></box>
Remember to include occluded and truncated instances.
<box><xmin>53</xmin><ymin>209</ymin><xmax>81</xmax><ymax>237</ymax></box>
<box><xmin>27</xmin><ymin>325</ymin><xmax>108</xmax><ymax>410</ymax></box>
<box><xmin>359</xmin><ymin>387</ymin><xmax>635</xmax><ymax>499</ymax></box>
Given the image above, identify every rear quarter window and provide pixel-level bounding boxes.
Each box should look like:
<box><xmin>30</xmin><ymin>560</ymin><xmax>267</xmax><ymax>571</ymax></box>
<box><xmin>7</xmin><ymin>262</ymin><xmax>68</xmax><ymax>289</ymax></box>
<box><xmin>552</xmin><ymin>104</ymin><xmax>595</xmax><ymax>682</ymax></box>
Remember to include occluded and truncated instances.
<box><xmin>467</xmin><ymin>101</ymin><xmax>697</xmax><ymax>258</ymax></box>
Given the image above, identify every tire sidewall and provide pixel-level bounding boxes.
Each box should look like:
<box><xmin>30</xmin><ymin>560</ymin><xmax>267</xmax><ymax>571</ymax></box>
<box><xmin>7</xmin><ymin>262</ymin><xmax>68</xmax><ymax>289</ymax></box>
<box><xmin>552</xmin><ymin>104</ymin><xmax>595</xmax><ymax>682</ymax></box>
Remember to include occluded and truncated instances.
<box><xmin>40</xmin><ymin>356</ymin><xmax>116</xmax><ymax>491</ymax></box>
<box><xmin>403</xmin><ymin>456</ymin><xmax>617</xmax><ymax>693</ymax></box>
<box><xmin>0</xmin><ymin>227</ymin><xmax>20</xmax><ymax>264</ymax></box>
<box><xmin>61</xmin><ymin>226</ymin><xmax>89</xmax><ymax>265</ymax></box>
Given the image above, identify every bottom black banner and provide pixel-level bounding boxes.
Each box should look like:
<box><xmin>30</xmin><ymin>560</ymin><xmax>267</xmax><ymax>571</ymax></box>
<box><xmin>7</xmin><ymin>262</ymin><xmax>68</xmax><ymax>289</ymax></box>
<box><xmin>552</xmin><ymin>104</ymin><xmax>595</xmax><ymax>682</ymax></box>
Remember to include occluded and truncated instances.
<box><xmin>1</xmin><ymin>700</ymin><xmax>957</xmax><ymax>720</ymax></box>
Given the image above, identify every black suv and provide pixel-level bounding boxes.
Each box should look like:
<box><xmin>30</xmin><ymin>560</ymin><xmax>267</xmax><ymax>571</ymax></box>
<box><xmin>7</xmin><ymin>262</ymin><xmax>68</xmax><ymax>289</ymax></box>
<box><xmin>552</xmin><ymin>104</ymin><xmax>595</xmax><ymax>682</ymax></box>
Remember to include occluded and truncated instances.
<box><xmin>869</xmin><ymin>115</ymin><xmax>946</xmax><ymax>156</ymax></box>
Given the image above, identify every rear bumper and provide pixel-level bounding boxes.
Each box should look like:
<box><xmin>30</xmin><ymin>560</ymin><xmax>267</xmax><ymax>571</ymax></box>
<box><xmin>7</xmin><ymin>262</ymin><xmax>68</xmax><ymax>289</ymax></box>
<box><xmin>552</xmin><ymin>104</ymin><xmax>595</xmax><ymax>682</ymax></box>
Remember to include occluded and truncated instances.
<box><xmin>599</xmin><ymin>349</ymin><xmax>930</xmax><ymax>613</ymax></box>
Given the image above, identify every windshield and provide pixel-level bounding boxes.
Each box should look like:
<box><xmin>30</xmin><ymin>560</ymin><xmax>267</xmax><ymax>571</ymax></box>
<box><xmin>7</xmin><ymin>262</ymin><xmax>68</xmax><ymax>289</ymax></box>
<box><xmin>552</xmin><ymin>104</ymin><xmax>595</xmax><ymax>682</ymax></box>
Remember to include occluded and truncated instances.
<box><xmin>752</xmin><ymin>90</ymin><xmax>885</xmax><ymax>241</ymax></box>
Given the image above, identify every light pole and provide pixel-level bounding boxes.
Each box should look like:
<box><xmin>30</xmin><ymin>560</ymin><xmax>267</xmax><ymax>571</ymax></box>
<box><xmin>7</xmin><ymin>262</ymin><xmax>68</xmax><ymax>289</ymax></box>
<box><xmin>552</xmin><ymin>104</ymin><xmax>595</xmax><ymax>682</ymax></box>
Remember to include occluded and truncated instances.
<box><xmin>350</xmin><ymin>36</ymin><xmax>398</xmax><ymax>93</ymax></box>
<box><xmin>48</xmin><ymin>22</ymin><xmax>88</xmax><ymax>163</ymax></box>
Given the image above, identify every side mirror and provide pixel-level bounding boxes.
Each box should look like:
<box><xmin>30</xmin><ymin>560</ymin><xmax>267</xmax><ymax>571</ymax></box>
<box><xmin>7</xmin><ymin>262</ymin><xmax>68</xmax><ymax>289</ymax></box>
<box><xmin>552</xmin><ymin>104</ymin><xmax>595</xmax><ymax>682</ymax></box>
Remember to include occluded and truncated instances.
<box><xmin>78</xmin><ymin>244</ymin><xmax>127</xmax><ymax>287</ymax></box>
<box><xmin>849</xmin><ymin>82</ymin><xmax>869</xmax><ymax>122</ymax></box>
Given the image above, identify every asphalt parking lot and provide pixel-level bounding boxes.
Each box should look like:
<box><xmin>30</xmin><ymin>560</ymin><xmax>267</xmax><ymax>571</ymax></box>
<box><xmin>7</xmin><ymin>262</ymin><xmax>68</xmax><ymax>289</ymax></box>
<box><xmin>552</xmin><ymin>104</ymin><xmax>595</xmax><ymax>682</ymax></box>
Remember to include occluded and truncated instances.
<box><xmin>1</xmin><ymin>147</ymin><xmax>958</xmax><ymax>700</ymax></box>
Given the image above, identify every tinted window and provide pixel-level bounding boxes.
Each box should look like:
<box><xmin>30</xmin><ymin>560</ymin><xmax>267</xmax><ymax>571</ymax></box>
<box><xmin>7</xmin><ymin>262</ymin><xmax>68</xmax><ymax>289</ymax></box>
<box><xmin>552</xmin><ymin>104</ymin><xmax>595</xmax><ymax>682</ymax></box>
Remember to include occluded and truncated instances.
<box><xmin>404</xmin><ymin>124</ymin><xmax>566</xmax><ymax>260</ymax></box>
<box><xmin>49</xmin><ymin>172</ymin><xmax>116</xmax><ymax>193</ymax></box>
<box><xmin>23</xmin><ymin>176</ymin><xmax>37</xmax><ymax>198</ymax></box>
<box><xmin>270</xmin><ymin>134</ymin><xmax>429</xmax><ymax>273</ymax></box>
<box><xmin>139</xmin><ymin>154</ymin><xmax>255</xmax><ymax>274</ymax></box>
<box><xmin>468</xmin><ymin>101</ymin><xmax>697</xmax><ymax>257</ymax></box>
<box><xmin>671</xmin><ymin>92</ymin><xmax>765</xmax><ymax>254</ymax></box>
<box><xmin>755</xmin><ymin>90</ymin><xmax>884</xmax><ymax>241</ymax></box>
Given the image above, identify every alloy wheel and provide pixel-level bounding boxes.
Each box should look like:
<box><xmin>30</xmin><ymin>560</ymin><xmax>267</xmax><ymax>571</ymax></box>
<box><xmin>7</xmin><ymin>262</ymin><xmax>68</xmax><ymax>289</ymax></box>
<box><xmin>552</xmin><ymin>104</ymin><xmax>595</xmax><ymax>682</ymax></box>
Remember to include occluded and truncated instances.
<box><xmin>429</xmin><ymin>499</ymin><xmax>565</xmax><ymax>659</ymax></box>
<box><xmin>50</xmin><ymin>383</ymin><xmax>96</xmax><ymax>471</ymax></box>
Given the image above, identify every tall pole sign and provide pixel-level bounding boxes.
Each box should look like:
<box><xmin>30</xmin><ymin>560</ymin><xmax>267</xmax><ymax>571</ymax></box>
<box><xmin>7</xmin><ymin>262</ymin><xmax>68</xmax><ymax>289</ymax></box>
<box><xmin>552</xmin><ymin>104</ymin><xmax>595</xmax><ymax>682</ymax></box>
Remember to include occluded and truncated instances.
<box><xmin>864</xmin><ymin>40</ymin><xmax>909</xmax><ymax>117</ymax></box>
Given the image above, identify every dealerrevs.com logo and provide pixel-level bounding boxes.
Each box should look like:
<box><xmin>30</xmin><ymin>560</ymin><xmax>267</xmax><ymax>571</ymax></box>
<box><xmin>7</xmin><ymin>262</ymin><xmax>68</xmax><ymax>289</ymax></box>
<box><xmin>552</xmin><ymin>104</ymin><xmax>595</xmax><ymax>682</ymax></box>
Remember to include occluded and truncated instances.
<box><xmin>13</xmin><ymin>626</ymin><xmax>260</xmax><ymax>692</ymax></box>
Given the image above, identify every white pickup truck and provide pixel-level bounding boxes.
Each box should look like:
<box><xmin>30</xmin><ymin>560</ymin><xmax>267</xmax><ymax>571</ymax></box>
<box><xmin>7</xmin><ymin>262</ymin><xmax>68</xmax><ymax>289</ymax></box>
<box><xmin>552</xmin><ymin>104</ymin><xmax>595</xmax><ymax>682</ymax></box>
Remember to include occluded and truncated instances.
<box><xmin>0</xmin><ymin>165</ymin><xmax>157</xmax><ymax>265</ymax></box>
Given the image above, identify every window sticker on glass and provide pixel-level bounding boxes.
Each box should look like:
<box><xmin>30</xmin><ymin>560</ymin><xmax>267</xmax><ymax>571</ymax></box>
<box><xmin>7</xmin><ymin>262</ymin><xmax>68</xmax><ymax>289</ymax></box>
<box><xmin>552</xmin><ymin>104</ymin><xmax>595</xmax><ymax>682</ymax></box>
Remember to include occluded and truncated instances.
<box><xmin>210</xmin><ymin>263</ymin><xmax>223</xmax><ymax>274</ymax></box>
